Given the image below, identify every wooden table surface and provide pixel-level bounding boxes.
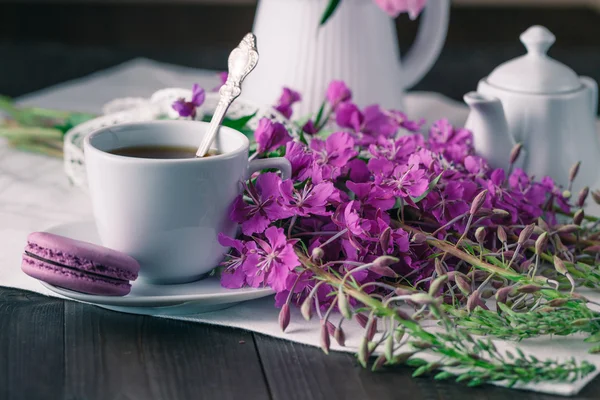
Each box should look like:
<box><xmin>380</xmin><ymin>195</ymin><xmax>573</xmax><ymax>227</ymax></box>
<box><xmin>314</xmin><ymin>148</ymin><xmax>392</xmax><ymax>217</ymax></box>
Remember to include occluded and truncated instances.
<box><xmin>3</xmin><ymin>286</ymin><xmax>600</xmax><ymax>400</ymax></box>
<box><xmin>2</xmin><ymin>5</ymin><xmax>600</xmax><ymax>399</ymax></box>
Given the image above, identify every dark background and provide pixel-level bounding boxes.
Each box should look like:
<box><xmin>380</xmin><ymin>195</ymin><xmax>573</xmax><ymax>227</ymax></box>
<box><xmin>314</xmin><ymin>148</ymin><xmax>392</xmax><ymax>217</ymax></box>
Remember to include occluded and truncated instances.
<box><xmin>0</xmin><ymin>2</ymin><xmax>599</xmax><ymax>101</ymax></box>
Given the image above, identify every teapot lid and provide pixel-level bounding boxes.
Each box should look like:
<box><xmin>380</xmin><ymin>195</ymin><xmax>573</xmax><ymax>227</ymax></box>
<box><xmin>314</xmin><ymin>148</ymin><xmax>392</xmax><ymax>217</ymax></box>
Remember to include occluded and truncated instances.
<box><xmin>487</xmin><ymin>26</ymin><xmax>581</xmax><ymax>94</ymax></box>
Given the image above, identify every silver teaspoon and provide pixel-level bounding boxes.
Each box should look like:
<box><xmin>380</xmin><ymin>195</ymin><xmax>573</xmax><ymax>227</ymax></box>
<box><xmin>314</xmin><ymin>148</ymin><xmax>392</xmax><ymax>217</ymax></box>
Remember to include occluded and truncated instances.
<box><xmin>196</xmin><ymin>33</ymin><xmax>259</xmax><ymax>157</ymax></box>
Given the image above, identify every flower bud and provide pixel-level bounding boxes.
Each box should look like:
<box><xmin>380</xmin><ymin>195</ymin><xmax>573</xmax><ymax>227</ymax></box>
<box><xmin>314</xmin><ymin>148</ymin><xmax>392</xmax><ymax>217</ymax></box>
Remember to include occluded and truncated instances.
<box><xmin>355</xmin><ymin>313</ymin><xmax>368</xmax><ymax>329</ymax></box>
<box><xmin>556</xmin><ymin>224</ymin><xmax>580</xmax><ymax>234</ymax></box>
<box><xmin>553</xmin><ymin>256</ymin><xmax>568</xmax><ymax>276</ymax></box>
<box><xmin>535</xmin><ymin>232</ymin><xmax>548</xmax><ymax>255</ymax></box>
<box><xmin>411</xmin><ymin>232</ymin><xmax>427</xmax><ymax>244</ymax></box>
<box><xmin>577</xmin><ymin>186</ymin><xmax>589</xmax><ymax>208</ymax></box>
<box><xmin>367</xmin><ymin>317</ymin><xmax>378</xmax><ymax>341</ymax></box>
<box><xmin>480</xmin><ymin>288</ymin><xmax>495</xmax><ymax>299</ymax></box>
<box><xmin>385</xmin><ymin>332</ymin><xmax>394</xmax><ymax>361</ymax></box>
<box><xmin>279</xmin><ymin>304</ymin><xmax>290</xmax><ymax>332</ymax></box>
<box><xmin>379</xmin><ymin>227</ymin><xmax>391</xmax><ymax>252</ymax></box>
<box><xmin>563</xmin><ymin>190</ymin><xmax>572</xmax><ymax>199</ymax></box>
<box><xmin>574</xmin><ymin>209</ymin><xmax>585</xmax><ymax>226</ymax></box>
<box><xmin>395</xmin><ymin>308</ymin><xmax>413</xmax><ymax>322</ymax></box>
<box><xmin>569</xmin><ymin>161</ymin><xmax>581</xmax><ymax>182</ymax></box>
<box><xmin>392</xmin><ymin>352</ymin><xmax>417</xmax><ymax>364</ymax></box>
<box><xmin>455</xmin><ymin>275</ymin><xmax>471</xmax><ymax>296</ymax></box>
<box><xmin>320</xmin><ymin>321</ymin><xmax>331</xmax><ymax>354</ymax></box>
<box><xmin>338</xmin><ymin>290</ymin><xmax>353</xmax><ymax>319</ymax></box>
<box><xmin>592</xmin><ymin>190</ymin><xmax>600</xmax><ymax>205</ymax></box>
<box><xmin>497</xmin><ymin>226</ymin><xmax>508</xmax><ymax>244</ymax></box>
<box><xmin>509</xmin><ymin>143</ymin><xmax>523</xmax><ymax>164</ymax></box>
<box><xmin>492</xmin><ymin>208</ymin><xmax>510</xmax><ymax>218</ymax></box>
<box><xmin>358</xmin><ymin>337</ymin><xmax>369</xmax><ymax>367</ymax></box>
<box><xmin>518</xmin><ymin>224</ymin><xmax>535</xmax><ymax>244</ymax></box>
<box><xmin>495</xmin><ymin>286</ymin><xmax>515</xmax><ymax>303</ymax></box>
<box><xmin>334</xmin><ymin>326</ymin><xmax>346</xmax><ymax>346</ymax></box>
<box><xmin>373</xmin><ymin>255</ymin><xmax>399</xmax><ymax>268</ymax></box>
<box><xmin>409</xmin><ymin>293</ymin><xmax>438</xmax><ymax>306</ymax></box>
<box><xmin>547</xmin><ymin>298</ymin><xmax>569</xmax><ymax>307</ymax></box>
<box><xmin>475</xmin><ymin>227</ymin><xmax>486</xmax><ymax>245</ymax></box>
<box><xmin>326</xmin><ymin>320</ymin><xmax>336</xmax><ymax>336</ymax></box>
<box><xmin>429</xmin><ymin>275</ymin><xmax>448</xmax><ymax>297</ymax></box>
<box><xmin>300</xmin><ymin>296</ymin><xmax>313</xmax><ymax>321</ymax></box>
<box><xmin>369</xmin><ymin>265</ymin><xmax>397</xmax><ymax>278</ymax></box>
<box><xmin>372</xmin><ymin>354</ymin><xmax>387</xmax><ymax>371</ymax></box>
<box><xmin>467</xmin><ymin>291</ymin><xmax>484</xmax><ymax>313</ymax></box>
<box><xmin>311</xmin><ymin>247</ymin><xmax>325</xmax><ymax>261</ymax></box>
<box><xmin>394</xmin><ymin>287</ymin><xmax>416</xmax><ymax>296</ymax></box>
<box><xmin>434</xmin><ymin>258</ymin><xmax>447</xmax><ymax>276</ymax></box>
<box><xmin>538</xmin><ymin>217</ymin><xmax>550</xmax><ymax>232</ymax></box>
<box><xmin>517</xmin><ymin>284</ymin><xmax>542</xmax><ymax>294</ymax></box>
<box><xmin>470</xmin><ymin>190</ymin><xmax>488</xmax><ymax>215</ymax></box>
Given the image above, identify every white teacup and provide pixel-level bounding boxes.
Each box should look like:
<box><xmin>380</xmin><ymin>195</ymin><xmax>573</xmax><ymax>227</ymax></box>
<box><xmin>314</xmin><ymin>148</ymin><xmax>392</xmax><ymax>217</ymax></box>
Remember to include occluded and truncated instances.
<box><xmin>84</xmin><ymin>120</ymin><xmax>291</xmax><ymax>284</ymax></box>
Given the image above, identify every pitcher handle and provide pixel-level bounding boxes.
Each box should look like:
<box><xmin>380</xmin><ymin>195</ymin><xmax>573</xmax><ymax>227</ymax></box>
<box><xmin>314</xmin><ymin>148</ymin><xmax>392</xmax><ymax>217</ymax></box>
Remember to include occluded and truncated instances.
<box><xmin>402</xmin><ymin>0</ymin><xmax>450</xmax><ymax>89</ymax></box>
<box><xmin>247</xmin><ymin>158</ymin><xmax>292</xmax><ymax>180</ymax></box>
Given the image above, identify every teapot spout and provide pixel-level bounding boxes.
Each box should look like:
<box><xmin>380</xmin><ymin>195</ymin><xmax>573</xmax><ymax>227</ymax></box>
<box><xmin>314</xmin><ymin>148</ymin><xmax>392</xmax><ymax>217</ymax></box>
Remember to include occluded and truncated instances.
<box><xmin>464</xmin><ymin>92</ymin><xmax>518</xmax><ymax>170</ymax></box>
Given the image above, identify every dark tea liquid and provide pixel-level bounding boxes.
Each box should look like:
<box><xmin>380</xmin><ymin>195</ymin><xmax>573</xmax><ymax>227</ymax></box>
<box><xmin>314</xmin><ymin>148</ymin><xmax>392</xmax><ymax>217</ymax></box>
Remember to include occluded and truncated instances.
<box><xmin>108</xmin><ymin>146</ymin><xmax>219</xmax><ymax>159</ymax></box>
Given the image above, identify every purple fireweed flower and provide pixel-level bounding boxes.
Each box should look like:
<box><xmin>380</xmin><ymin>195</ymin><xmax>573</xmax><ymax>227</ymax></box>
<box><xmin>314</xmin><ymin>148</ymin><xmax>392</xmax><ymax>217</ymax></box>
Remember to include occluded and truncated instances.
<box><xmin>302</xmin><ymin>120</ymin><xmax>318</xmax><ymax>136</ymax></box>
<box><xmin>255</xmin><ymin>118</ymin><xmax>292</xmax><ymax>154</ymax></box>
<box><xmin>310</xmin><ymin>132</ymin><xmax>358</xmax><ymax>182</ymax></box>
<box><xmin>326</xmin><ymin>80</ymin><xmax>352</xmax><ymax>108</ymax></box>
<box><xmin>279</xmin><ymin>180</ymin><xmax>336</xmax><ymax>217</ymax></box>
<box><xmin>274</xmin><ymin>272</ymin><xmax>334</xmax><ymax>310</ymax></box>
<box><xmin>464</xmin><ymin>155</ymin><xmax>490</xmax><ymax>176</ymax></box>
<box><xmin>369</xmin><ymin>134</ymin><xmax>425</xmax><ymax>162</ymax></box>
<box><xmin>172</xmin><ymin>83</ymin><xmax>205</xmax><ymax>118</ymax></box>
<box><xmin>362</xmin><ymin>105</ymin><xmax>398</xmax><ymax>139</ymax></box>
<box><xmin>335</xmin><ymin>102</ymin><xmax>364</xmax><ymax>132</ymax></box>
<box><xmin>373</xmin><ymin>0</ymin><xmax>427</xmax><ymax>19</ymax></box>
<box><xmin>218</xmin><ymin>234</ymin><xmax>260</xmax><ymax>288</ymax></box>
<box><xmin>230</xmin><ymin>172</ymin><xmax>290</xmax><ymax>235</ymax></box>
<box><xmin>344</xmin><ymin>158</ymin><xmax>371</xmax><ymax>183</ymax></box>
<box><xmin>428</xmin><ymin>119</ymin><xmax>473</xmax><ymax>163</ymax></box>
<box><xmin>243</xmin><ymin>226</ymin><xmax>299</xmax><ymax>292</ymax></box>
<box><xmin>389</xmin><ymin>110</ymin><xmax>425</xmax><ymax>132</ymax></box>
<box><xmin>284</xmin><ymin>141</ymin><xmax>314</xmax><ymax>182</ymax></box>
<box><xmin>424</xmin><ymin>181</ymin><xmax>476</xmax><ymax>227</ymax></box>
<box><xmin>384</xmin><ymin>165</ymin><xmax>429</xmax><ymax>203</ymax></box>
<box><xmin>274</xmin><ymin>87</ymin><xmax>302</xmax><ymax>119</ymax></box>
<box><xmin>346</xmin><ymin>181</ymin><xmax>396</xmax><ymax>217</ymax></box>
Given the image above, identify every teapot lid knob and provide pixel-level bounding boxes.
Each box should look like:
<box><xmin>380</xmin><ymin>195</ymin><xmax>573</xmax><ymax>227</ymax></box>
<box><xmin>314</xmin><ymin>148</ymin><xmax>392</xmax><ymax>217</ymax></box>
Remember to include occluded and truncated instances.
<box><xmin>520</xmin><ymin>25</ymin><xmax>556</xmax><ymax>56</ymax></box>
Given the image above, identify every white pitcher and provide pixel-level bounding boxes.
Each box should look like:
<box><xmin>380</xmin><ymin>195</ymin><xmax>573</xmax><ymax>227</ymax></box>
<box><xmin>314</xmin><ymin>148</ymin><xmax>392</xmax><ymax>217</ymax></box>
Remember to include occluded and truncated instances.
<box><xmin>243</xmin><ymin>0</ymin><xmax>450</xmax><ymax>117</ymax></box>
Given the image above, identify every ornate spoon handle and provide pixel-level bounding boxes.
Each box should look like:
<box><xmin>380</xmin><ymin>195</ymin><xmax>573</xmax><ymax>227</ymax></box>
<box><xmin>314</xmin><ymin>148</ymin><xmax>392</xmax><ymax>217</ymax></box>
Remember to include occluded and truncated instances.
<box><xmin>196</xmin><ymin>33</ymin><xmax>259</xmax><ymax>157</ymax></box>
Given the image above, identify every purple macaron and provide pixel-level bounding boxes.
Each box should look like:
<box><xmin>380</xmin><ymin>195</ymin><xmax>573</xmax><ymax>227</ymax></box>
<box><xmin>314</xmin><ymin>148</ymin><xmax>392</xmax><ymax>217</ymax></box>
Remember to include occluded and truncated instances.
<box><xmin>22</xmin><ymin>232</ymin><xmax>140</xmax><ymax>296</ymax></box>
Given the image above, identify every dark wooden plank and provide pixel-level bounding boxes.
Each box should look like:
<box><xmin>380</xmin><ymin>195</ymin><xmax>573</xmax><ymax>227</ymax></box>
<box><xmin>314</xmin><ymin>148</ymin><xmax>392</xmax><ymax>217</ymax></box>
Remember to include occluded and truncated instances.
<box><xmin>64</xmin><ymin>301</ymin><xmax>271</xmax><ymax>400</ymax></box>
<box><xmin>254</xmin><ymin>333</ymin><xmax>600</xmax><ymax>400</ymax></box>
<box><xmin>0</xmin><ymin>287</ymin><xmax>65</xmax><ymax>400</ymax></box>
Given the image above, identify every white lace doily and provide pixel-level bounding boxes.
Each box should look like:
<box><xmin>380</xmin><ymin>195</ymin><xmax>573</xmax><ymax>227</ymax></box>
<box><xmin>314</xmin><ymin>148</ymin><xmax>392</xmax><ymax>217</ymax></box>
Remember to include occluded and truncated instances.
<box><xmin>63</xmin><ymin>88</ymin><xmax>293</xmax><ymax>192</ymax></box>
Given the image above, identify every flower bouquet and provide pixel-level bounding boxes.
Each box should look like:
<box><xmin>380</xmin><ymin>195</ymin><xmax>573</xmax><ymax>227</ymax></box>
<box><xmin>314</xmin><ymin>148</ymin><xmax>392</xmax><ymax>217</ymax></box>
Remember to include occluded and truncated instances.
<box><xmin>173</xmin><ymin>80</ymin><xmax>600</xmax><ymax>387</ymax></box>
<box><xmin>0</xmin><ymin>96</ymin><xmax>96</xmax><ymax>157</ymax></box>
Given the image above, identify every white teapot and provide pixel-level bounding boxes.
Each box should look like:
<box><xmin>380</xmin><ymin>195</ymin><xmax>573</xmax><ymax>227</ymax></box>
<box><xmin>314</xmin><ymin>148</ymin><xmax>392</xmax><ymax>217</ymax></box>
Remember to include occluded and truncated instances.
<box><xmin>464</xmin><ymin>26</ymin><xmax>599</xmax><ymax>195</ymax></box>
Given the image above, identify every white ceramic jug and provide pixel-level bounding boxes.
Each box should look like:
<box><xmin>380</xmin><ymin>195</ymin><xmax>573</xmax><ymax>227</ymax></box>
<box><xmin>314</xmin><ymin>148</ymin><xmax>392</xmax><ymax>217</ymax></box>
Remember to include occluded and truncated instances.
<box><xmin>243</xmin><ymin>0</ymin><xmax>450</xmax><ymax>117</ymax></box>
<box><xmin>464</xmin><ymin>26</ymin><xmax>599</xmax><ymax>197</ymax></box>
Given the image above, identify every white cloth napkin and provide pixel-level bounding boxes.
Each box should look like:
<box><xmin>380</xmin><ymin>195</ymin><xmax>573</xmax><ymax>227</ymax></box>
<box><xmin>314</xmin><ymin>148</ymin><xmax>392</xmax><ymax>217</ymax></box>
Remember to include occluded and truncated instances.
<box><xmin>3</xmin><ymin>58</ymin><xmax>600</xmax><ymax>396</ymax></box>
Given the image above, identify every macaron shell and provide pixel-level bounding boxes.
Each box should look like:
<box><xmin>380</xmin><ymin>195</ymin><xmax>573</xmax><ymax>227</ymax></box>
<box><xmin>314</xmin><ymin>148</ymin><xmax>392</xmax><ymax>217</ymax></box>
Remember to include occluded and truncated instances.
<box><xmin>22</xmin><ymin>254</ymin><xmax>131</xmax><ymax>296</ymax></box>
<box><xmin>26</xmin><ymin>231</ymin><xmax>140</xmax><ymax>280</ymax></box>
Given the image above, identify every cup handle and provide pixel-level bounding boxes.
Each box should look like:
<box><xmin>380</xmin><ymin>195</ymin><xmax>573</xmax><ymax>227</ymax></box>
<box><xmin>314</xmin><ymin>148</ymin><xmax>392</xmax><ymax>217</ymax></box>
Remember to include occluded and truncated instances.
<box><xmin>247</xmin><ymin>157</ymin><xmax>292</xmax><ymax>180</ymax></box>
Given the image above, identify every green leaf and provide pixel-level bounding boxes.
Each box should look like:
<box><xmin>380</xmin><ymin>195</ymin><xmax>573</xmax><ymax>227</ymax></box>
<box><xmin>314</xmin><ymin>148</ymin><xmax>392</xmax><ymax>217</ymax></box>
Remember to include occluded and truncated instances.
<box><xmin>411</xmin><ymin>172</ymin><xmax>443</xmax><ymax>204</ymax></box>
<box><xmin>314</xmin><ymin>101</ymin><xmax>326</xmax><ymax>127</ymax></box>
<box><xmin>319</xmin><ymin>0</ymin><xmax>341</xmax><ymax>26</ymax></box>
<box><xmin>434</xmin><ymin>371</ymin><xmax>454</xmax><ymax>381</ymax></box>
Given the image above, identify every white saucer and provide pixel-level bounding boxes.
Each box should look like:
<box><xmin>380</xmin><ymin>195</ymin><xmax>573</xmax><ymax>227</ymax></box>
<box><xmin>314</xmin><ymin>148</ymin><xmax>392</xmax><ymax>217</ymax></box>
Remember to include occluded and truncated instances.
<box><xmin>40</xmin><ymin>221</ymin><xmax>274</xmax><ymax>316</ymax></box>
